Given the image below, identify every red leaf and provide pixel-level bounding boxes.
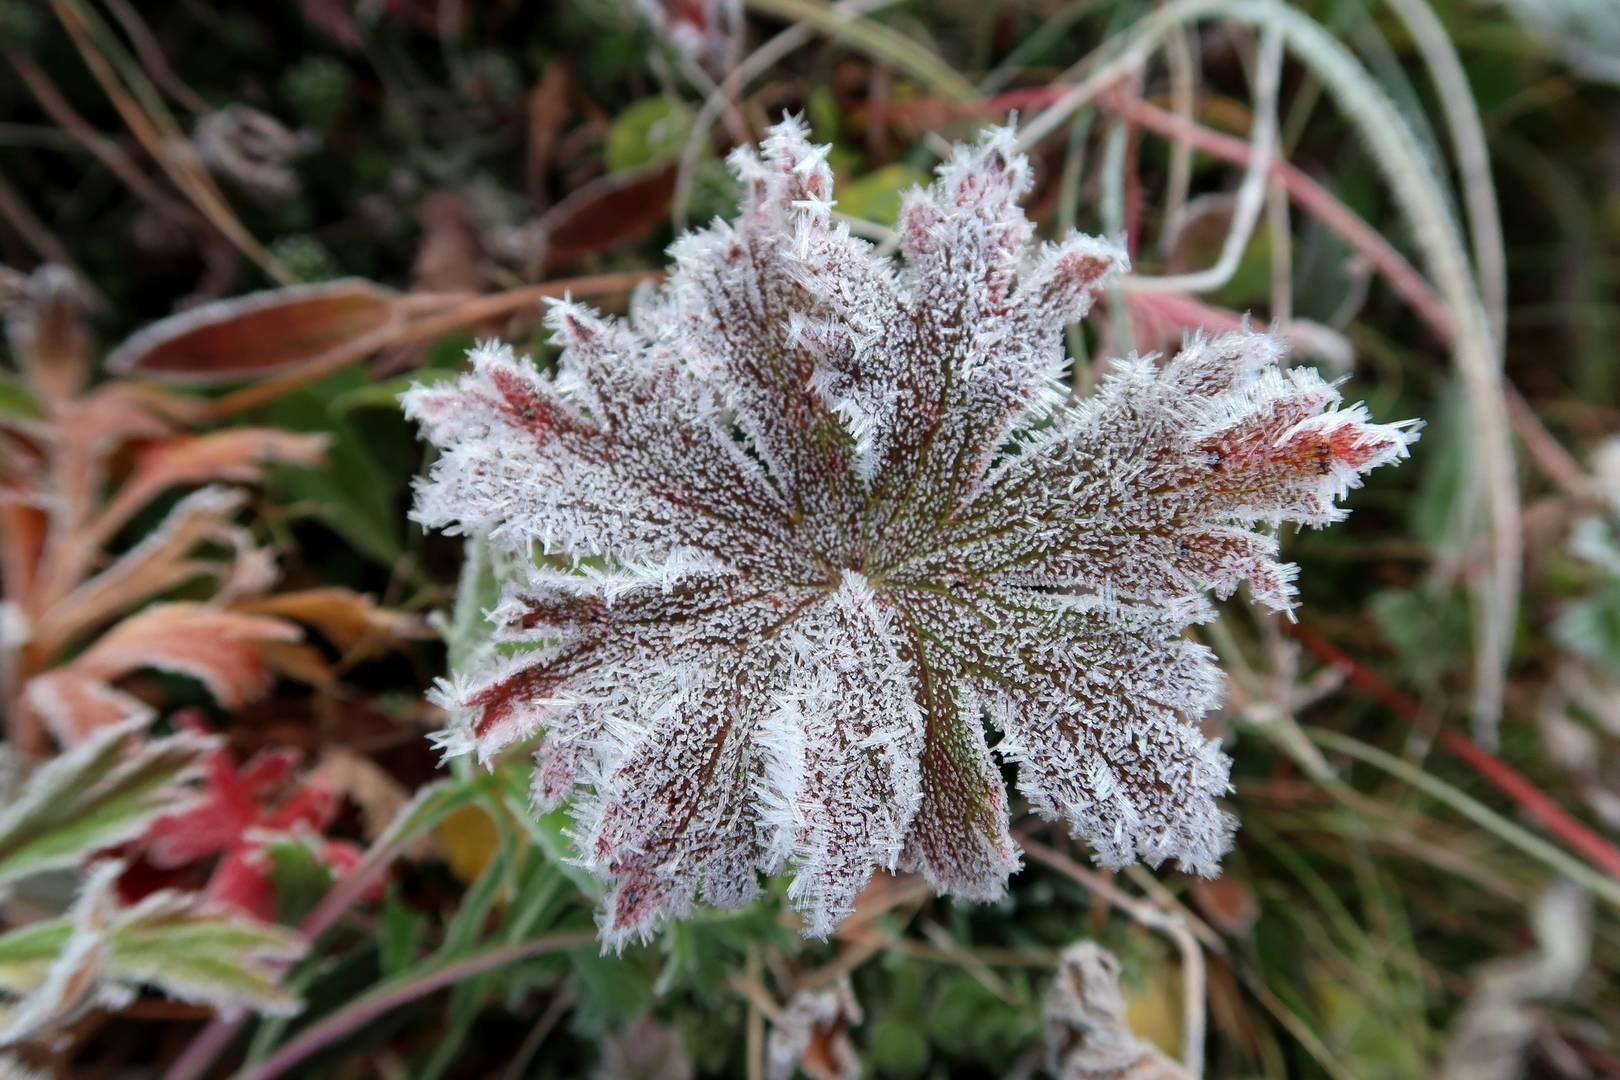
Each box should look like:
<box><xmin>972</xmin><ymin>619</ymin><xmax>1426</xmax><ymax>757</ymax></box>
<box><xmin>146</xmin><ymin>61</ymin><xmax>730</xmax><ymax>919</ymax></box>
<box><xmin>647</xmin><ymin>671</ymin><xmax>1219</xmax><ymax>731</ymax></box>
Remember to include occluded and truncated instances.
<box><xmin>24</xmin><ymin>604</ymin><xmax>302</xmax><ymax>743</ymax></box>
<box><xmin>138</xmin><ymin>733</ymin><xmax>369</xmax><ymax>922</ymax></box>
<box><xmin>542</xmin><ymin>164</ymin><xmax>677</xmax><ymax>265</ymax></box>
<box><xmin>106</xmin><ymin>280</ymin><xmax>401</xmax><ymax>384</ymax></box>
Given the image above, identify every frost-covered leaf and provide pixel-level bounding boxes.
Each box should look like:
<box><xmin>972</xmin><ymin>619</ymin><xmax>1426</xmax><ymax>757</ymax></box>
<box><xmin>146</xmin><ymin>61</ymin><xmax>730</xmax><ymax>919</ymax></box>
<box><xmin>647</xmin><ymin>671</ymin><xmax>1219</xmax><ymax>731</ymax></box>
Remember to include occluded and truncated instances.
<box><xmin>235</xmin><ymin>587</ymin><xmax>433</xmax><ymax>658</ymax></box>
<box><xmin>30</xmin><ymin>487</ymin><xmax>264</xmax><ymax>658</ymax></box>
<box><xmin>0</xmin><ymin>863</ymin><xmax>303</xmax><ymax>1045</ymax></box>
<box><xmin>0</xmin><ymin>908</ymin><xmax>103</xmax><ymax>1046</ymax></box>
<box><xmin>93</xmin><ymin>886</ymin><xmax>305</xmax><ymax>1015</ymax></box>
<box><xmin>89</xmin><ymin>428</ymin><xmax>327</xmax><ymax>544</ymax></box>
<box><xmin>0</xmin><ymin>719</ymin><xmax>215</xmax><ymax>890</ymax></box>
<box><xmin>405</xmin><ymin>118</ymin><xmax>1416</xmax><ymax>947</ymax></box>
<box><xmin>1</xmin><ymin>281</ymin><xmax>348</xmax><ymax>754</ymax></box>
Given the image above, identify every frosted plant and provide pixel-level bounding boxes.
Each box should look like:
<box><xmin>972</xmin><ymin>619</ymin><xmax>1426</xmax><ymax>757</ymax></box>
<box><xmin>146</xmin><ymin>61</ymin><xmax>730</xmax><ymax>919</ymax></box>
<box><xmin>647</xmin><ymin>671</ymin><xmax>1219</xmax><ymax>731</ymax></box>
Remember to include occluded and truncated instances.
<box><xmin>767</xmin><ymin>976</ymin><xmax>861</xmax><ymax>1080</ymax></box>
<box><xmin>1043</xmin><ymin>941</ymin><xmax>1191</xmax><ymax>1080</ymax></box>
<box><xmin>405</xmin><ymin>118</ymin><xmax>1416</xmax><ymax>947</ymax></box>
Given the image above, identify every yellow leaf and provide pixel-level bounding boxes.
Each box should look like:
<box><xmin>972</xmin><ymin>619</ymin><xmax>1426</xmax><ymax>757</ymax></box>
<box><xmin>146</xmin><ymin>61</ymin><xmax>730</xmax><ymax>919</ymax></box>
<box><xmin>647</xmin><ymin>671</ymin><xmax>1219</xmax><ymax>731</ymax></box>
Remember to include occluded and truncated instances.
<box><xmin>1122</xmin><ymin>954</ymin><xmax>1184</xmax><ymax>1061</ymax></box>
<box><xmin>436</xmin><ymin>804</ymin><xmax>500</xmax><ymax>885</ymax></box>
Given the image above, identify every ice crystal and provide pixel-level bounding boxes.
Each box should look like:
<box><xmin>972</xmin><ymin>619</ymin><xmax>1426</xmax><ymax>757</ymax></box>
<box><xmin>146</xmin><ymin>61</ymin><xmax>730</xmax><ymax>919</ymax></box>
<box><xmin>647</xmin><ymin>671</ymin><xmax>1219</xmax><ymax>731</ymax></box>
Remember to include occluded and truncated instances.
<box><xmin>404</xmin><ymin>118</ymin><xmax>1417</xmax><ymax>948</ymax></box>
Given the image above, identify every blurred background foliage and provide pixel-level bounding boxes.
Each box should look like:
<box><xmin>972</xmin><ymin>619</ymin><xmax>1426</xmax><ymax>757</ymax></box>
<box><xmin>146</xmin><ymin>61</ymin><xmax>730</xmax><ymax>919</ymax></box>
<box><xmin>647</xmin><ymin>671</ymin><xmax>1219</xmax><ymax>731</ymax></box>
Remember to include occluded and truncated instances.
<box><xmin>1</xmin><ymin>0</ymin><xmax>1619</xmax><ymax>1077</ymax></box>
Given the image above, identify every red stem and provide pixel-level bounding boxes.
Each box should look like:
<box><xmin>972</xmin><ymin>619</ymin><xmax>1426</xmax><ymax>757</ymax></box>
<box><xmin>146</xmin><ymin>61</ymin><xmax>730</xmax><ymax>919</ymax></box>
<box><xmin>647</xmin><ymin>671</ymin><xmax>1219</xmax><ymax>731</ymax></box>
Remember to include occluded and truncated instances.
<box><xmin>876</xmin><ymin>88</ymin><xmax>1458</xmax><ymax>343</ymax></box>
<box><xmin>1286</xmin><ymin>620</ymin><xmax>1620</xmax><ymax>883</ymax></box>
<box><xmin>1098</xmin><ymin>93</ymin><xmax>1455</xmax><ymax>342</ymax></box>
<box><xmin>238</xmin><ymin>930</ymin><xmax>595</xmax><ymax>1080</ymax></box>
<box><xmin>164</xmin><ymin>820</ymin><xmax>423</xmax><ymax>1080</ymax></box>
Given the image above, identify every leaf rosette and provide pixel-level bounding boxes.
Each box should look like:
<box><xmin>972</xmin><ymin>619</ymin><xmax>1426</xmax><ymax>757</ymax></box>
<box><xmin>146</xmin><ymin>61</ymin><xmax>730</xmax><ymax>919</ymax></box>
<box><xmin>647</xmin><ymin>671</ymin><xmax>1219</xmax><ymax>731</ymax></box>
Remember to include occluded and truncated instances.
<box><xmin>405</xmin><ymin>119</ymin><xmax>1416</xmax><ymax>947</ymax></box>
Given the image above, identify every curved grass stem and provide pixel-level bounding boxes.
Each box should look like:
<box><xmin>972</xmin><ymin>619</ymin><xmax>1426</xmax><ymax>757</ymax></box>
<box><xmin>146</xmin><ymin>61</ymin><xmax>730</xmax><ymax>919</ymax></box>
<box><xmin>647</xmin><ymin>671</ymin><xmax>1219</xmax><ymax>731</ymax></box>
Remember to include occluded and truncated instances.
<box><xmin>1307</xmin><ymin>727</ymin><xmax>1620</xmax><ymax>910</ymax></box>
<box><xmin>1018</xmin><ymin>0</ymin><xmax>1518</xmax><ymax>745</ymax></box>
<box><xmin>237</xmin><ymin>930</ymin><xmax>596</xmax><ymax>1080</ymax></box>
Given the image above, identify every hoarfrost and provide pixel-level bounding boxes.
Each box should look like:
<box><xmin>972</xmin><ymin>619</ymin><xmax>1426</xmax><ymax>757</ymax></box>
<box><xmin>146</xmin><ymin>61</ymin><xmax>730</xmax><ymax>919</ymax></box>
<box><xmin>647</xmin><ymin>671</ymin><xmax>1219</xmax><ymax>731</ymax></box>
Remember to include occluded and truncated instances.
<box><xmin>404</xmin><ymin>117</ymin><xmax>1417</xmax><ymax>947</ymax></box>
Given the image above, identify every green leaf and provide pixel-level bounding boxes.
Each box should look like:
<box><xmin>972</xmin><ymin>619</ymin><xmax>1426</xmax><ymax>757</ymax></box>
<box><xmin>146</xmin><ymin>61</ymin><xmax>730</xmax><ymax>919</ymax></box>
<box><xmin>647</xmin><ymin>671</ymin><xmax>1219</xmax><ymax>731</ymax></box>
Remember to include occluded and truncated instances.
<box><xmin>1411</xmin><ymin>380</ymin><xmax>1476</xmax><ymax>555</ymax></box>
<box><xmin>0</xmin><ymin>864</ymin><xmax>303</xmax><ymax>1045</ymax></box>
<box><xmin>570</xmin><ymin>946</ymin><xmax>654</xmax><ymax>1034</ymax></box>
<box><xmin>655</xmin><ymin>904</ymin><xmax>790</xmax><ymax>1001</ymax></box>
<box><xmin>1370</xmin><ymin>586</ymin><xmax>1470</xmax><ymax>685</ymax></box>
<box><xmin>0</xmin><ymin>375</ymin><xmax>42</xmax><ymax>420</ymax></box>
<box><xmin>837</xmin><ymin>164</ymin><xmax>931</xmax><ymax>226</ymax></box>
<box><xmin>378</xmin><ymin>894</ymin><xmax>427</xmax><ymax>978</ymax></box>
<box><xmin>926</xmin><ymin>973</ymin><xmax>1037</xmax><ymax>1063</ymax></box>
<box><xmin>446</xmin><ymin>536</ymin><xmax>505</xmax><ymax>678</ymax></box>
<box><xmin>502</xmin><ymin>777</ymin><xmax>601</xmax><ymax>900</ymax></box>
<box><xmin>329</xmin><ymin>369</ymin><xmax>455</xmax><ymax>417</ymax></box>
<box><xmin>263</xmin><ymin>835</ymin><xmax>340</xmax><ymax>925</ymax></box>
<box><xmin>806</xmin><ymin>85</ymin><xmax>842</xmax><ymax>144</ymax></box>
<box><xmin>264</xmin><ymin>375</ymin><xmax>406</xmax><ymax>565</ymax></box>
<box><xmin>0</xmin><ymin>720</ymin><xmax>214</xmax><ymax>889</ymax></box>
<box><xmin>367</xmin><ymin>775</ymin><xmax>491</xmax><ymax>867</ymax></box>
<box><xmin>869</xmin><ymin>1016</ymin><xmax>930</xmax><ymax>1076</ymax></box>
<box><xmin>331</xmin><ymin>336</ymin><xmax>468</xmax><ymax>418</ymax></box>
<box><xmin>1554</xmin><ymin>580</ymin><xmax>1620</xmax><ymax>674</ymax></box>
<box><xmin>437</xmin><ymin>821</ymin><xmax>514</xmax><ymax>959</ymax></box>
<box><xmin>605</xmin><ymin>97</ymin><xmax>694</xmax><ymax>173</ymax></box>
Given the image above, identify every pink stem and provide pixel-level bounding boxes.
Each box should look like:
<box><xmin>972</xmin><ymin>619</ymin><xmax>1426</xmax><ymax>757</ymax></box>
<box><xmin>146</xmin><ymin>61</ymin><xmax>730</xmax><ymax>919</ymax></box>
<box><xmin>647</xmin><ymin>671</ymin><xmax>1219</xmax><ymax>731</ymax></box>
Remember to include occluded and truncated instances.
<box><xmin>1100</xmin><ymin>92</ymin><xmax>1456</xmax><ymax>342</ymax></box>
<box><xmin>238</xmin><ymin>930</ymin><xmax>595</xmax><ymax>1080</ymax></box>
<box><xmin>165</xmin><ymin>1018</ymin><xmax>237</xmax><ymax>1080</ymax></box>
<box><xmin>879</xmin><ymin>88</ymin><xmax>1458</xmax><ymax>344</ymax></box>
<box><xmin>165</xmin><ymin>829</ymin><xmax>422</xmax><ymax>1080</ymax></box>
<box><xmin>1288</xmin><ymin>620</ymin><xmax>1620</xmax><ymax>883</ymax></box>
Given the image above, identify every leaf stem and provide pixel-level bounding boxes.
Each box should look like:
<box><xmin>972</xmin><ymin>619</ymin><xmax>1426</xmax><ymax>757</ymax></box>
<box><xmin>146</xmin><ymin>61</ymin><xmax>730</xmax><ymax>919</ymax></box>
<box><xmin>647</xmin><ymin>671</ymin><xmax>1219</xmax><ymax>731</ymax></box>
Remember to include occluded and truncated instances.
<box><xmin>164</xmin><ymin>779</ymin><xmax>484</xmax><ymax>1080</ymax></box>
<box><xmin>742</xmin><ymin>0</ymin><xmax>978</xmax><ymax>103</ymax></box>
<box><xmin>1287</xmin><ymin>619</ymin><xmax>1620</xmax><ymax>889</ymax></box>
<box><xmin>1306</xmin><ymin>726</ymin><xmax>1620</xmax><ymax>910</ymax></box>
<box><xmin>237</xmin><ymin>930</ymin><xmax>595</xmax><ymax>1080</ymax></box>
